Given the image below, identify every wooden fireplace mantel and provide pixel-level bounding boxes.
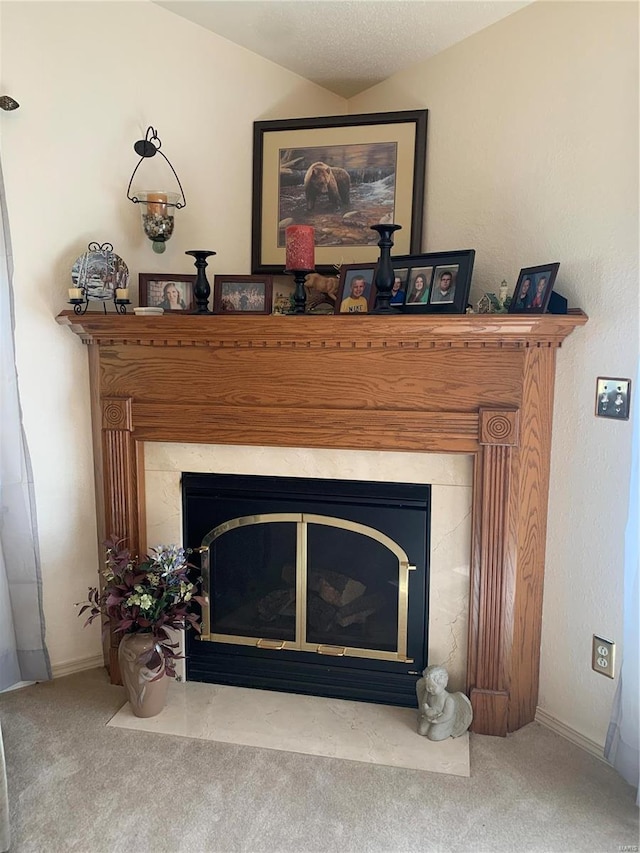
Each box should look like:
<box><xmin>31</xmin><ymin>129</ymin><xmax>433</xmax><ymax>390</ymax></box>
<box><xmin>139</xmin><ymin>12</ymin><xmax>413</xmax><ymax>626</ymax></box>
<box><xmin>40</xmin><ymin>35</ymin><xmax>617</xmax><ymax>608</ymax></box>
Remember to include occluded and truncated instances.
<box><xmin>57</xmin><ymin>309</ymin><xmax>587</xmax><ymax>736</ymax></box>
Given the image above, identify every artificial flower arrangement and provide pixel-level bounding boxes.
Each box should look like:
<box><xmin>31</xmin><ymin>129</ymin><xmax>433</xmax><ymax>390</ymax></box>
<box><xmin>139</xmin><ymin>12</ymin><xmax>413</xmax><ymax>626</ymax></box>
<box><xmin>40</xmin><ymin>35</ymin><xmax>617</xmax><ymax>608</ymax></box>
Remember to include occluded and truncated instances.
<box><xmin>77</xmin><ymin>538</ymin><xmax>204</xmax><ymax>678</ymax></box>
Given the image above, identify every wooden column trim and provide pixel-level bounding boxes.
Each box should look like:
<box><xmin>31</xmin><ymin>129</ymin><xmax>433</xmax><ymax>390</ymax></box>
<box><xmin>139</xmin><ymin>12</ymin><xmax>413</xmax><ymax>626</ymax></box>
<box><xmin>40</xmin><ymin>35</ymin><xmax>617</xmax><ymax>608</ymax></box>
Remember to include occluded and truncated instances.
<box><xmin>101</xmin><ymin>397</ymin><xmax>140</xmax><ymax>683</ymax></box>
<box><xmin>467</xmin><ymin>408</ymin><xmax>519</xmax><ymax>736</ymax></box>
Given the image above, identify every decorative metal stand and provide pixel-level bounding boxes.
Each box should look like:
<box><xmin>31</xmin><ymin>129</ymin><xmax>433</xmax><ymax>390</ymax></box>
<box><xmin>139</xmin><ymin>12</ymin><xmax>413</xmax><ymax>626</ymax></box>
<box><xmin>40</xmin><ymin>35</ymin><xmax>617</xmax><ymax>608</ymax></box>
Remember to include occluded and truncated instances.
<box><xmin>68</xmin><ymin>294</ymin><xmax>130</xmax><ymax>315</ymax></box>
<box><xmin>371</xmin><ymin>223</ymin><xmax>402</xmax><ymax>313</ymax></box>
<box><xmin>186</xmin><ymin>250</ymin><xmax>216</xmax><ymax>313</ymax></box>
<box><xmin>286</xmin><ymin>269</ymin><xmax>313</xmax><ymax>314</ymax></box>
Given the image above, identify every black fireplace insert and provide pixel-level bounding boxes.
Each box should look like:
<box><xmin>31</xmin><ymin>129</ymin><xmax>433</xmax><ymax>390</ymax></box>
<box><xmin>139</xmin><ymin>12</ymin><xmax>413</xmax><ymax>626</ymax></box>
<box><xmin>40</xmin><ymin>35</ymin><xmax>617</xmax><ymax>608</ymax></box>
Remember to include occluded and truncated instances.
<box><xmin>183</xmin><ymin>473</ymin><xmax>430</xmax><ymax>706</ymax></box>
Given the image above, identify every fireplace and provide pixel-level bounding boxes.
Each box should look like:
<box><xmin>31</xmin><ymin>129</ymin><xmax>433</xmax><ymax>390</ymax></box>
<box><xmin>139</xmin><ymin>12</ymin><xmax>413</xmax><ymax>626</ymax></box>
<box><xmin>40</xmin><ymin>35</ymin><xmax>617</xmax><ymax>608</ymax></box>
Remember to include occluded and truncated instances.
<box><xmin>57</xmin><ymin>309</ymin><xmax>588</xmax><ymax>735</ymax></box>
<box><xmin>183</xmin><ymin>473</ymin><xmax>430</xmax><ymax>705</ymax></box>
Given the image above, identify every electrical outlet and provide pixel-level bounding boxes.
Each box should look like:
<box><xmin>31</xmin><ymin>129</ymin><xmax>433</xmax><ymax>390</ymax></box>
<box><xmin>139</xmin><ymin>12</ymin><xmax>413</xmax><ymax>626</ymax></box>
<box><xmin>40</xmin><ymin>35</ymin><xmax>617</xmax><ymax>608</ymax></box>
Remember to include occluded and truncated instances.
<box><xmin>592</xmin><ymin>635</ymin><xmax>615</xmax><ymax>678</ymax></box>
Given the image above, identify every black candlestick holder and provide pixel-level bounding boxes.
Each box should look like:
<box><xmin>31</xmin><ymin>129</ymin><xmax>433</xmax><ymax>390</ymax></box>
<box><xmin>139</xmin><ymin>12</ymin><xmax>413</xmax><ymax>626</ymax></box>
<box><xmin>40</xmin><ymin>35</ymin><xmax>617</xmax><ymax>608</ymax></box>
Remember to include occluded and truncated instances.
<box><xmin>371</xmin><ymin>223</ymin><xmax>402</xmax><ymax>313</ymax></box>
<box><xmin>285</xmin><ymin>269</ymin><xmax>313</xmax><ymax>314</ymax></box>
<box><xmin>186</xmin><ymin>249</ymin><xmax>216</xmax><ymax>313</ymax></box>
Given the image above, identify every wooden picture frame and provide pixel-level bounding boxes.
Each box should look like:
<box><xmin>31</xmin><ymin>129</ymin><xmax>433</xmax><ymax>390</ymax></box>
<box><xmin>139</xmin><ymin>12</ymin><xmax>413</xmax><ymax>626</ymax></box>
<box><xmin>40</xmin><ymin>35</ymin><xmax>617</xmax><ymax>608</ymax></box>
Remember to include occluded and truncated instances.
<box><xmin>138</xmin><ymin>274</ymin><xmax>196</xmax><ymax>312</ymax></box>
<box><xmin>213</xmin><ymin>275</ymin><xmax>273</xmax><ymax>314</ymax></box>
<box><xmin>508</xmin><ymin>263</ymin><xmax>560</xmax><ymax>314</ymax></box>
<box><xmin>252</xmin><ymin>109</ymin><xmax>428</xmax><ymax>274</ymax></box>
<box><xmin>391</xmin><ymin>250</ymin><xmax>475</xmax><ymax>314</ymax></box>
<box><xmin>334</xmin><ymin>264</ymin><xmax>377</xmax><ymax>314</ymax></box>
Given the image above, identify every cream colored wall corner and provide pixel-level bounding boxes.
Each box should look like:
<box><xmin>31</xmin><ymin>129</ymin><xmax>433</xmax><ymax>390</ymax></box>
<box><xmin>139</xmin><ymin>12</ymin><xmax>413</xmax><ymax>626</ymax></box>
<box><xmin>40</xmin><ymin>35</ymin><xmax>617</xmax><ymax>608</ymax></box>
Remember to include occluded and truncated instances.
<box><xmin>349</xmin><ymin>1</ymin><xmax>639</xmax><ymax>747</ymax></box>
<box><xmin>0</xmin><ymin>0</ymin><xmax>345</xmax><ymax>671</ymax></box>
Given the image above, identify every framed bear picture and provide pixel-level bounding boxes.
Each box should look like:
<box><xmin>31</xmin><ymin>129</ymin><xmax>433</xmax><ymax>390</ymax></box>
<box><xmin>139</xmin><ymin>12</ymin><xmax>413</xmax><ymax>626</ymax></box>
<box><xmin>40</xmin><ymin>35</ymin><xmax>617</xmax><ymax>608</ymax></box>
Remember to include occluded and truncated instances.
<box><xmin>251</xmin><ymin>110</ymin><xmax>428</xmax><ymax>274</ymax></box>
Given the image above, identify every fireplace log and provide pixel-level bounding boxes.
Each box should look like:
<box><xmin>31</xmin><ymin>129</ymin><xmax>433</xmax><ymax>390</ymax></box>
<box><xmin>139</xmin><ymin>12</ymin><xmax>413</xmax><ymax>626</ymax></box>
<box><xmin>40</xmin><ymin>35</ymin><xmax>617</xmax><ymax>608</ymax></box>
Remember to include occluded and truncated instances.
<box><xmin>335</xmin><ymin>592</ymin><xmax>384</xmax><ymax>627</ymax></box>
<box><xmin>318</xmin><ymin>570</ymin><xmax>366</xmax><ymax>608</ymax></box>
<box><xmin>257</xmin><ymin>588</ymin><xmax>295</xmax><ymax>622</ymax></box>
<box><xmin>307</xmin><ymin>594</ymin><xmax>338</xmax><ymax>632</ymax></box>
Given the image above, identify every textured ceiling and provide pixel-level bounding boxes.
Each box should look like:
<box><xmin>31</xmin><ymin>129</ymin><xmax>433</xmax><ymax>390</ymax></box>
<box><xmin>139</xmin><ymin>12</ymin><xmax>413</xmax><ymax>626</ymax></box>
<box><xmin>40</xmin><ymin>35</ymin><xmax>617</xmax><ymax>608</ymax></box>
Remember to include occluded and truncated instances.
<box><xmin>155</xmin><ymin>0</ymin><xmax>532</xmax><ymax>98</ymax></box>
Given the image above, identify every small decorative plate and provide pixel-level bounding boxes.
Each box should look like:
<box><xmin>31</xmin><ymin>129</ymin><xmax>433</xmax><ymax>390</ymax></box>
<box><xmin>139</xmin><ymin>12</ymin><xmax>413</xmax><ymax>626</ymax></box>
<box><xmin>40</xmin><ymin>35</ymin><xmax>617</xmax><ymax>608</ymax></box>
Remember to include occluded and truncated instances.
<box><xmin>71</xmin><ymin>242</ymin><xmax>129</xmax><ymax>301</ymax></box>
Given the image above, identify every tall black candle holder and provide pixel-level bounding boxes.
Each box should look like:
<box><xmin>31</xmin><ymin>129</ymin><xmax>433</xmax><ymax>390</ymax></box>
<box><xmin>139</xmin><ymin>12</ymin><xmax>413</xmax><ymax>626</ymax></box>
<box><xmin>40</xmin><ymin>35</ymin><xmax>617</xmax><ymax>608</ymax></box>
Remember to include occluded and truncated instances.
<box><xmin>371</xmin><ymin>223</ymin><xmax>402</xmax><ymax>313</ymax></box>
<box><xmin>286</xmin><ymin>269</ymin><xmax>313</xmax><ymax>314</ymax></box>
<box><xmin>186</xmin><ymin>250</ymin><xmax>216</xmax><ymax>313</ymax></box>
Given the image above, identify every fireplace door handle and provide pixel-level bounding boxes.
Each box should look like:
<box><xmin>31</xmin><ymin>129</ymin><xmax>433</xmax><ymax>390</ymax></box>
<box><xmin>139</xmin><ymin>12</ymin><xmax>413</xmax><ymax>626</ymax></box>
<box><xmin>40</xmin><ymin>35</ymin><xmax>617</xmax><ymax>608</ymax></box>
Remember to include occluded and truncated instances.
<box><xmin>256</xmin><ymin>638</ymin><xmax>285</xmax><ymax>650</ymax></box>
<box><xmin>316</xmin><ymin>645</ymin><xmax>346</xmax><ymax>656</ymax></box>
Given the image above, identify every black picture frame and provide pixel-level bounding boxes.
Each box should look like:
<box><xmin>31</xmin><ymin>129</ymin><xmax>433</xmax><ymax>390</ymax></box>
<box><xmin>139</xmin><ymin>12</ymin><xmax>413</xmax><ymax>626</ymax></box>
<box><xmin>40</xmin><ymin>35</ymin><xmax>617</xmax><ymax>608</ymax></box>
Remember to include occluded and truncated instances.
<box><xmin>334</xmin><ymin>264</ymin><xmax>377</xmax><ymax>314</ymax></box>
<box><xmin>252</xmin><ymin>109</ymin><xmax>428</xmax><ymax>274</ymax></box>
<box><xmin>390</xmin><ymin>250</ymin><xmax>475</xmax><ymax>314</ymax></box>
<box><xmin>508</xmin><ymin>263</ymin><xmax>560</xmax><ymax>314</ymax></box>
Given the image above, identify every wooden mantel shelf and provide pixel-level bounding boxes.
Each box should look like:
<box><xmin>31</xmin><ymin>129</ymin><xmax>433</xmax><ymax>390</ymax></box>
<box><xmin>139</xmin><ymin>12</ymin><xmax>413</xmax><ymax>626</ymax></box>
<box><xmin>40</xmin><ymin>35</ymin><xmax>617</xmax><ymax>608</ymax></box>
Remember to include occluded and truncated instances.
<box><xmin>57</xmin><ymin>308</ymin><xmax>587</xmax><ymax>737</ymax></box>
<box><xmin>57</xmin><ymin>309</ymin><xmax>587</xmax><ymax>348</ymax></box>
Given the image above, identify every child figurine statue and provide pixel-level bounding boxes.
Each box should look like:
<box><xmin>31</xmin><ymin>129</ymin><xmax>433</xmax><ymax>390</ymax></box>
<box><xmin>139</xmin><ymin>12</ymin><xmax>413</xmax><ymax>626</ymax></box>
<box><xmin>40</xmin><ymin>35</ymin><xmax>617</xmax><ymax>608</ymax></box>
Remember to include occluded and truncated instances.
<box><xmin>416</xmin><ymin>665</ymin><xmax>473</xmax><ymax>740</ymax></box>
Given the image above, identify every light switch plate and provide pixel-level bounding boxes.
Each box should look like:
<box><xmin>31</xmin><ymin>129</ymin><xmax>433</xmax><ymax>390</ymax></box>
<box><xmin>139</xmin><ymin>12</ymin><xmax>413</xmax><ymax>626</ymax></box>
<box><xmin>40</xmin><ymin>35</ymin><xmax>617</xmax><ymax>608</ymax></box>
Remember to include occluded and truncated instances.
<box><xmin>595</xmin><ymin>377</ymin><xmax>631</xmax><ymax>420</ymax></box>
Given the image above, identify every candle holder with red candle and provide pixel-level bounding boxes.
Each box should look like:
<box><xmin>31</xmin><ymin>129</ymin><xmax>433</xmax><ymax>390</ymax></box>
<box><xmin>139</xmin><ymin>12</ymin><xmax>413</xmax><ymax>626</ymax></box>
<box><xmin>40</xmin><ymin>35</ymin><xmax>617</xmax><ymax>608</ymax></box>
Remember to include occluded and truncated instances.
<box><xmin>285</xmin><ymin>225</ymin><xmax>315</xmax><ymax>314</ymax></box>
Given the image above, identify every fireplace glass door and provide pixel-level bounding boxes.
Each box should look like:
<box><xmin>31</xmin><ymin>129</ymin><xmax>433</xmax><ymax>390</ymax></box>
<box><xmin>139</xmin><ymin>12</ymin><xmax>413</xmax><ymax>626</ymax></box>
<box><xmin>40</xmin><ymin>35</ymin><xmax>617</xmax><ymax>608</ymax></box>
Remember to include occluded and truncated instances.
<box><xmin>202</xmin><ymin>513</ymin><xmax>413</xmax><ymax>662</ymax></box>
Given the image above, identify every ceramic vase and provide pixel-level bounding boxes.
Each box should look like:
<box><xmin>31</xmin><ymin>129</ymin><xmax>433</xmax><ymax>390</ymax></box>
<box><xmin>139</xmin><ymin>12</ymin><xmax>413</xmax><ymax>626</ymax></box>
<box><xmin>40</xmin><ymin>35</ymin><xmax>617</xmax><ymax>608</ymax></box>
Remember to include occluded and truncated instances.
<box><xmin>118</xmin><ymin>633</ymin><xmax>169</xmax><ymax>718</ymax></box>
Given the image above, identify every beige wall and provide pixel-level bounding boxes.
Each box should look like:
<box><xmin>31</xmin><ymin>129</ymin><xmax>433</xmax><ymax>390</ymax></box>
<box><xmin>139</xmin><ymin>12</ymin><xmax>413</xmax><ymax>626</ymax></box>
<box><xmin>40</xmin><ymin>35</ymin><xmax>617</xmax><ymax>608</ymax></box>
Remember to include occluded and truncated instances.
<box><xmin>349</xmin><ymin>1</ymin><xmax>639</xmax><ymax>747</ymax></box>
<box><xmin>0</xmin><ymin>0</ymin><xmax>345</xmax><ymax>672</ymax></box>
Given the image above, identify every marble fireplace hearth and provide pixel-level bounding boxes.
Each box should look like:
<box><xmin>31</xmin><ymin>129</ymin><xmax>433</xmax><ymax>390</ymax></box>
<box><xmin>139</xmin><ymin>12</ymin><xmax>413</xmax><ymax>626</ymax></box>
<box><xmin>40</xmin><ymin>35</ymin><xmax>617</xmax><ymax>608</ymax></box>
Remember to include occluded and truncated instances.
<box><xmin>108</xmin><ymin>679</ymin><xmax>471</xmax><ymax>776</ymax></box>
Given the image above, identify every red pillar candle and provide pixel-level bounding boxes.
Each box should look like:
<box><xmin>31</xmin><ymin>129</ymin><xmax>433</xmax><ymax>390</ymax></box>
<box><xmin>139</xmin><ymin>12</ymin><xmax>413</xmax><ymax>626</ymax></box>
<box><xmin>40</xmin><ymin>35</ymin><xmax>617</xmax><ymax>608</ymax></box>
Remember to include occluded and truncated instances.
<box><xmin>285</xmin><ymin>225</ymin><xmax>315</xmax><ymax>271</ymax></box>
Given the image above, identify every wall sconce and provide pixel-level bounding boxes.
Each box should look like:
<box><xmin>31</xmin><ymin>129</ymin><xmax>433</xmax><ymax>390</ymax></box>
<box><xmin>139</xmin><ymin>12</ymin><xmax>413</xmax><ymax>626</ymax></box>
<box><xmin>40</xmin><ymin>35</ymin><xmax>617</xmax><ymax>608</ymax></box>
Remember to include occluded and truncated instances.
<box><xmin>126</xmin><ymin>126</ymin><xmax>186</xmax><ymax>253</ymax></box>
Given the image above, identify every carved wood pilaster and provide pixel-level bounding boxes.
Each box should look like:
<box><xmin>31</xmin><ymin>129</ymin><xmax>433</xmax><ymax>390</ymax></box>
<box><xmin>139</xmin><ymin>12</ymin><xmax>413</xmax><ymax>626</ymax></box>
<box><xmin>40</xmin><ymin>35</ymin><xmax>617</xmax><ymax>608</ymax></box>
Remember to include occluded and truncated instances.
<box><xmin>101</xmin><ymin>398</ymin><xmax>139</xmax><ymax>545</ymax></box>
<box><xmin>467</xmin><ymin>409</ymin><xmax>519</xmax><ymax>736</ymax></box>
<box><xmin>101</xmin><ymin>397</ymin><xmax>142</xmax><ymax>683</ymax></box>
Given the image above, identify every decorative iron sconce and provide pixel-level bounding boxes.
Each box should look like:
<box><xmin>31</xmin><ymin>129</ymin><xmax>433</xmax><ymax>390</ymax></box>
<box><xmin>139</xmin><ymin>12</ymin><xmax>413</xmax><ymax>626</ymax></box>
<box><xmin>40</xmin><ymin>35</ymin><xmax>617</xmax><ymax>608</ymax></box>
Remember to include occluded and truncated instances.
<box><xmin>126</xmin><ymin>126</ymin><xmax>186</xmax><ymax>253</ymax></box>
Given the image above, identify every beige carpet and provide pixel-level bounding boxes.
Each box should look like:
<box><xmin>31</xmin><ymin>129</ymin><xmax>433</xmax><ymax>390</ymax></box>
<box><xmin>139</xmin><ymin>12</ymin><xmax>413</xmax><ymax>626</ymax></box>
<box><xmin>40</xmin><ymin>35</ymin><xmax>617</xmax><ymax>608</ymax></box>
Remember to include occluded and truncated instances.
<box><xmin>108</xmin><ymin>681</ymin><xmax>469</xmax><ymax>776</ymax></box>
<box><xmin>0</xmin><ymin>668</ymin><xmax>638</xmax><ymax>853</ymax></box>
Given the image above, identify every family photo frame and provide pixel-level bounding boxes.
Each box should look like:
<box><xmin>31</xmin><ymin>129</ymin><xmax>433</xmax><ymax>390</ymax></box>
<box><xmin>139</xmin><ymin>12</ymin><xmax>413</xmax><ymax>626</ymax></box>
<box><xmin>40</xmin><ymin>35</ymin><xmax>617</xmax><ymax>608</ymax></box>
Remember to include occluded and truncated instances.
<box><xmin>213</xmin><ymin>274</ymin><xmax>273</xmax><ymax>314</ymax></box>
<box><xmin>334</xmin><ymin>264</ymin><xmax>377</xmax><ymax>314</ymax></box>
<box><xmin>390</xmin><ymin>250</ymin><xmax>475</xmax><ymax>314</ymax></box>
<box><xmin>138</xmin><ymin>273</ymin><xmax>196</xmax><ymax>312</ymax></box>
<box><xmin>508</xmin><ymin>263</ymin><xmax>560</xmax><ymax>314</ymax></box>
<box><xmin>252</xmin><ymin>109</ymin><xmax>428</xmax><ymax>274</ymax></box>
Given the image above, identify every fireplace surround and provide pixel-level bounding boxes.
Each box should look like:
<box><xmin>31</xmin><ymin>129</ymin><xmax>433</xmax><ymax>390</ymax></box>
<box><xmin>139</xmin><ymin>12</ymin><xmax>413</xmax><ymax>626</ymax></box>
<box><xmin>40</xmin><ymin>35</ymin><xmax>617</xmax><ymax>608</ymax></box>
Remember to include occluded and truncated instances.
<box><xmin>57</xmin><ymin>309</ymin><xmax>587</xmax><ymax>735</ymax></box>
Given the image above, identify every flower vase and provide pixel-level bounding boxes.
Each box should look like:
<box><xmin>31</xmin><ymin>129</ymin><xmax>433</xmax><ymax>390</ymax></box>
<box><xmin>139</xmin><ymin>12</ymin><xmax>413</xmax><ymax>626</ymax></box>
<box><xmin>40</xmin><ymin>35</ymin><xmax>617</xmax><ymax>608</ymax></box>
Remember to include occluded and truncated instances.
<box><xmin>118</xmin><ymin>633</ymin><xmax>168</xmax><ymax>718</ymax></box>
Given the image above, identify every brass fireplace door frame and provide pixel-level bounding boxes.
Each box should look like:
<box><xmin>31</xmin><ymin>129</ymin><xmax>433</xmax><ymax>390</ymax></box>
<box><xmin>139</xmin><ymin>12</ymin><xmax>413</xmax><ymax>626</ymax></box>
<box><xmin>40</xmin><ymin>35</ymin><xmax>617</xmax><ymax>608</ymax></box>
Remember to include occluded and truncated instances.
<box><xmin>199</xmin><ymin>513</ymin><xmax>416</xmax><ymax>663</ymax></box>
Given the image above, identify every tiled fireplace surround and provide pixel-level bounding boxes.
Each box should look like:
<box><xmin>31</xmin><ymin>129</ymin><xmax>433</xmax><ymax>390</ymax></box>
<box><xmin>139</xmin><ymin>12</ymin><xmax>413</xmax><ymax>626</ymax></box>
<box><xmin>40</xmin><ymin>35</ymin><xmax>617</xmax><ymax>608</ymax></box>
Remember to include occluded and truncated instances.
<box><xmin>58</xmin><ymin>309</ymin><xmax>586</xmax><ymax>736</ymax></box>
<box><xmin>145</xmin><ymin>442</ymin><xmax>472</xmax><ymax>692</ymax></box>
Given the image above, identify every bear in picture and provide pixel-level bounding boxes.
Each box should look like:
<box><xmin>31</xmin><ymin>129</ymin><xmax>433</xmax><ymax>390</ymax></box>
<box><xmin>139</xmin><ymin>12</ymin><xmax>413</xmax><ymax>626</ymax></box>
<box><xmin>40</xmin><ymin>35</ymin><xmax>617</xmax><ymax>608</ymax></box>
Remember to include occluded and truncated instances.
<box><xmin>304</xmin><ymin>161</ymin><xmax>351</xmax><ymax>211</ymax></box>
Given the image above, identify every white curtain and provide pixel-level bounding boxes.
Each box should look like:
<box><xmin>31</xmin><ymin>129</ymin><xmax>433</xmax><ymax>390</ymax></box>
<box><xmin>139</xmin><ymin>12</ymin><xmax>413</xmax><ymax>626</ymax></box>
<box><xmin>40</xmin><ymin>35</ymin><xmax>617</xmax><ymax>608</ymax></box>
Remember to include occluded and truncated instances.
<box><xmin>605</xmin><ymin>359</ymin><xmax>639</xmax><ymax>800</ymax></box>
<box><xmin>0</xmin><ymin>159</ymin><xmax>51</xmax><ymax>690</ymax></box>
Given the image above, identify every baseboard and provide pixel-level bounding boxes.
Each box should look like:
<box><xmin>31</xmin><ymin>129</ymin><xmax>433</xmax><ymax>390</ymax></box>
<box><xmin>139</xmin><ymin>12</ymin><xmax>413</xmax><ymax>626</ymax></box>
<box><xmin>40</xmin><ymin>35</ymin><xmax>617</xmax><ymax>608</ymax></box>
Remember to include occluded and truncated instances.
<box><xmin>51</xmin><ymin>654</ymin><xmax>105</xmax><ymax>679</ymax></box>
<box><xmin>535</xmin><ymin>707</ymin><xmax>607</xmax><ymax>763</ymax></box>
